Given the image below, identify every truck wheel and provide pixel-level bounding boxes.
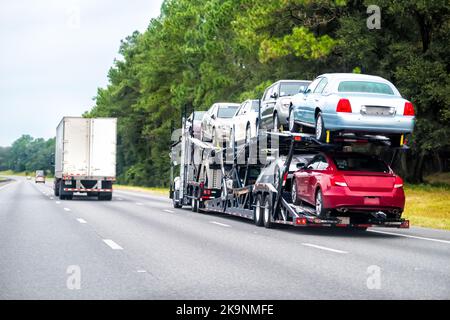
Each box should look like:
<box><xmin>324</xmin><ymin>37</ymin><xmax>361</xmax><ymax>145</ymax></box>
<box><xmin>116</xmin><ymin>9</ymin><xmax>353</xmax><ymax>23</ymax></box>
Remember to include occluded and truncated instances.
<box><xmin>253</xmin><ymin>195</ymin><xmax>264</xmax><ymax>227</ymax></box>
<box><xmin>173</xmin><ymin>198</ymin><xmax>182</xmax><ymax>209</ymax></box>
<box><xmin>98</xmin><ymin>193</ymin><xmax>112</xmax><ymax>201</ymax></box>
<box><xmin>54</xmin><ymin>181</ymin><xmax>60</xmax><ymax>196</ymax></box>
<box><xmin>191</xmin><ymin>199</ymin><xmax>198</xmax><ymax>212</ymax></box>
<box><xmin>59</xmin><ymin>183</ymin><xmax>66</xmax><ymax>200</ymax></box>
<box><xmin>263</xmin><ymin>194</ymin><xmax>274</xmax><ymax>228</ymax></box>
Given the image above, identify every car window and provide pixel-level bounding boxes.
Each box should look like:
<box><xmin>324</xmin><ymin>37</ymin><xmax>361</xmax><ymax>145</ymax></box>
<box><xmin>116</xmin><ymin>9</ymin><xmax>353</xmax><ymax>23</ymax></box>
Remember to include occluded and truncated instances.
<box><xmin>305</xmin><ymin>77</ymin><xmax>322</xmax><ymax>93</ymax></box>
<box><xmin>314</xmin><ymin>78</ymin><xmax>328</xmax><ymax>94</ymax></box>
<box><xmin>332</xmin><ymin>154</ymin><xmax>390</xmax><ymax>173</ymax></box>
<box><xmin>338</xmin><ymin>81</ymin><xmax>395</xmax><ymax>95</ymax></box>
<box><xmin>306</xmin><ymin>157</ymin><xmax>319</xmax><ymax>170</ymax></box>
<box><xmin>279</xmin><ymin>82</ymin><xmax>309</xmax><ymax>97</ymax></box>
<box><xmin>238</xmin><ymin>102</ymin><xmax>248</xmax><ymax>115</ymax></box>
<box><xmin>193</xmin><ymin>112</ymin><xmax>205</xmax><ymax>120</ymax></box>
<box><xmin>251</xmin><ymin>100</ymin><xmax>260</xmax><ymax>111</ymax></box>
<box><xmin>316</xmin><ymin>155</ymin><xmax>329</xmax><ymax>170</ymax></box>
<box><xmin>217</xmin><ymin>106</ymin><xmax>239</xmax><ymax>118</ymax></box>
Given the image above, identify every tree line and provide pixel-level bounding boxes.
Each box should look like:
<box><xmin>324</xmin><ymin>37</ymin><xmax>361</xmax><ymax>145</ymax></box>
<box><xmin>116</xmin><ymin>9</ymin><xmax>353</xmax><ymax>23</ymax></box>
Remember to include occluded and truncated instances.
<box><xmin>0</xmin><ymin>135</ymin><xmax>55</xmax><ymax>174</ymax></box>
<box><xmin>3</xmin><ymin>1</ymin><xmax>448</xmax><ymax>185</ymax></box>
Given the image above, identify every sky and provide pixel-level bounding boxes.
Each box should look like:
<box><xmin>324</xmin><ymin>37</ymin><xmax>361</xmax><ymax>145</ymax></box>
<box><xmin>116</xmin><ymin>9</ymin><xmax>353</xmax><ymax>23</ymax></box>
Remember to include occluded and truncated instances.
<box><xmin>0</xmin><ymin>0</ymin><xmax>164</xmax><ymax>147</ymax></box>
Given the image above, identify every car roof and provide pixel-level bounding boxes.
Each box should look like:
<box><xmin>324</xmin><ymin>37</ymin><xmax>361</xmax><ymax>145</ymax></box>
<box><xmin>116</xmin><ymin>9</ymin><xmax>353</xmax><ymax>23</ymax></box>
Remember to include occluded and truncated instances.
<box><xmin>214</xmin><ymin>102</ymin><xmax>240</xmax><ymax>107</ymax></box>
<box><xmin>317</xmin><ymin>73</ymin><xmax>390</xmax><ymax>83</ymax></box>
<box><xmin>274</xmin><ymin>79</ymin><xmax>312</xmax><ymax>84</ymax></box>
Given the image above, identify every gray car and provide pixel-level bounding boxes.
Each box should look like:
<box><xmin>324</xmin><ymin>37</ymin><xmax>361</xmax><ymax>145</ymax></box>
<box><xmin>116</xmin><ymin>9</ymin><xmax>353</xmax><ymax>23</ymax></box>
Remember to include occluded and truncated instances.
<box><xmin>289</xmin><ymin>73</ymin><xmax>415</xmax><ymax>145</ymax></box>
<box><xmin>260</xmin><ymin>80</ymin><xmax>311</xmax><ymax>132</ymax></box>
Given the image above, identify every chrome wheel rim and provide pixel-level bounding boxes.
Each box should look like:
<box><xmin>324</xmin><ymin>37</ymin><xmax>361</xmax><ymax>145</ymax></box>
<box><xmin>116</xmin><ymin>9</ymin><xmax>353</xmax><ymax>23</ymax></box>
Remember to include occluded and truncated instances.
<box><xmin>245</xmin><ymin>127</ymin><xmax>250</xmax><ymax>145</ymax></box>
<box><xmin>255</xmin><ymin>199</ymin><xmax>261</xmax><ymax>222</ymax></box>
<box><xmin>316</xmin><ymin>192</ymin><xmax>322</xmax><ymax>216</ymax></box>
<box><xmin>292</xmin><ymin>182</ymin><xmax>297</xmax><ymax>203</ymax></box>
<box><xmin>264</xmin><ymin>198</ymin><xmax>270</xmax><ymax>223</ymax></box>
<box><xmin>289</xmin><ymin>110</ymin><xmax>294</xmax><ymax>131</ymax></box>
<box><xmin>315</xmin><ymin>115</ymin><xmax>322</xmax><ymax>139</ymax></box>
<box><xmin>274</xmin><ymin>116</ymin><xmax>278</xmax><ymax>132</ymax></box>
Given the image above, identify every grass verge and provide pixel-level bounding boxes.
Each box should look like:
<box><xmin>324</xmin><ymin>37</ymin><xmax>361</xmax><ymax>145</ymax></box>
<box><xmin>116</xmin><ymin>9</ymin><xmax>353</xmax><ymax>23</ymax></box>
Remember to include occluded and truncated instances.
<box><xmin>114</xmin><ymin>184</ymin><xmax>169</xmax><ymax>197</ymax></box>
<box><xmin>403</xmin><ymin>184</ymin><xmax>450</xmax><ymax>231</ymax></box>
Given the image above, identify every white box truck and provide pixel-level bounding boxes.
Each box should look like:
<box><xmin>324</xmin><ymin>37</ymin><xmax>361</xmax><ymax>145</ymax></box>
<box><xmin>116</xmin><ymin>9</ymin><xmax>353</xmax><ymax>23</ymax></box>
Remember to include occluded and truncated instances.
<box><xmin>54</xmin><ymin>117</ymin><xmax>117</xmax><ymax>200</ymax></box>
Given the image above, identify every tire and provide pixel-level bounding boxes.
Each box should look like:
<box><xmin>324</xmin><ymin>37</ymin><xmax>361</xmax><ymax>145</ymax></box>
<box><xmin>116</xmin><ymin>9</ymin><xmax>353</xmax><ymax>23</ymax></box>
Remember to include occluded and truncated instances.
<box><xmin>191</xmin><ymin>198</ymin><xmax>198</xmax><ymax>212</ymax></box>
<box><xmin>288</xmin><ymin>108</ymin><xmax>299</xmax><ymax>132</ymax></box>
<box><xmin>315</xmin><ymin>189</ymin><xmax>328</xmax><ymax>218</ymax></box>
<box><xmin>292</xmin><ymin>179</ymin><xmax>300</xmax><ymax>205</ymax></box>
<box><xmin>263</xmin><ymin>194</ymin><xmax>274</xmax><ymax>228</ymax></box>
<box><xmin>54</xmin><ymin>181</ymin><xmax>60</xmax><ymax>196</ymax></box>
<box><xmin>98</xmin><ymin>192</ymin><xmax>112</xmax><ymax>201</ymax></box>
<box><xmin>245</xmin><ymin>125</ymin><xmax>251</xmax><ymax>145</ymax></box>
<box><xmin>315</xmin><ymin>112</ymin><xmax>326</xmax><ymax>142</ymax></box>
<box><xmin>59</xmin><ymin>183</ymin><xmax>66</xmax><ymax>200</ymax></box>
<box><xmin>253</xmin><ymin>195</ymin><xmax>264</xmax><ymax>227</ymax></box>
<box><xmin>273</xmin><ymin>114</ymin><xmax>280</xmax><ymax>133</ymax></box>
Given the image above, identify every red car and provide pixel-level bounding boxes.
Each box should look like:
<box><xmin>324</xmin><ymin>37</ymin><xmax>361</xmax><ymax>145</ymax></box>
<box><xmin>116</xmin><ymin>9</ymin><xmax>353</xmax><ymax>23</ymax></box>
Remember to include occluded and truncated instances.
<box><xmin>292</xmin><ymin>152</ymin><xmax>405</xmax><ymax>218</ymax></box>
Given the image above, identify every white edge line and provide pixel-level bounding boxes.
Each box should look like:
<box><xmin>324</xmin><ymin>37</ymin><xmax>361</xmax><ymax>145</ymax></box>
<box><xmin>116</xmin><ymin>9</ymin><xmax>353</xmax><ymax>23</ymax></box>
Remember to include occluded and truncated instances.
<box><xmin>210</xmin><ymin>221</ymin><xmax>231</xmax><ymax>228</ymax></box>
<box><xmin>63</xmin><ymin>208</ymin><xmax>71</xmax><ymax>212</ymax></box>
<box><xmin>164</xmin><ymin>209</ymin><xmax>175</xmax><ymax>213</ymax></box>
<box><xmin>103</xmin><ymin>239</ymin><xmax>123</xmax><ymax>250</ymax></box>
<box><xmin>368</xmin><ymin>230</ymin><xmax>450</xmax><ymax>244</ymax></box>
<box><xmin>76</xmin><ymin>218</ymin><xmax>87</xmax><ymax>224</ymax></box>
<box><xmin>302</xmin><ymin>243</ymin><xmax>348</xmax><ymax>254</ymax></box>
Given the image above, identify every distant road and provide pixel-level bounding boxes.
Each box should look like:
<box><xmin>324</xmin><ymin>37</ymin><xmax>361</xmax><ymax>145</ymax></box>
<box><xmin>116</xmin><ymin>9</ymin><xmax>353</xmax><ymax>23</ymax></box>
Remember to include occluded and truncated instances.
<box><xmin>0</xmin><ymin>176</ymin><xmax>449</xmax><ymax>299</ymax></box>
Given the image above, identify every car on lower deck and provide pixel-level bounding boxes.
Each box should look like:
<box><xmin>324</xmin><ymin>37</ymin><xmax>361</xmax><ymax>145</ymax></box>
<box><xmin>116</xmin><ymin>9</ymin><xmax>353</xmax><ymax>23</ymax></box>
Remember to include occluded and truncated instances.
<box><xmin>289</xmin><ymin>73</ymin><xmax>415</xmax><ymax>146</ymax></box>
<box><xmin>292</xmin><ymin>152</ymin><xmax>405</xmax><ymax>218</ymax></box>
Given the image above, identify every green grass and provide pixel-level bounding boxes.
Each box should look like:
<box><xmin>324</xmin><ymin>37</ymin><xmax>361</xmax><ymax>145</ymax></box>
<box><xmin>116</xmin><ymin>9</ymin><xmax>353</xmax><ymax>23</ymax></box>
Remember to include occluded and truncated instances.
<box><xmin>0</xmin><ymin>170</ymin><xmax>29</xmax><ymax>177</ymax></box>
<box><xmin>114</xmin><ymin>184</ymin><xmax>169</xmax><ymax>197</ymax></box>
<box><xmin>403</xmin><ymin>184</ymin><xmax>450</xmax><ymax>230</ymax></box>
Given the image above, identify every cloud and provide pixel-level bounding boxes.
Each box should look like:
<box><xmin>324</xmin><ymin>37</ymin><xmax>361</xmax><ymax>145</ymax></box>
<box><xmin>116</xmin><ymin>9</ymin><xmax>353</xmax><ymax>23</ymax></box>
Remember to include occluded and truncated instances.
<box><xmin>0</xmin><ymin>0</ymin><xmax>164</xmax><ymax>146</ymax></box>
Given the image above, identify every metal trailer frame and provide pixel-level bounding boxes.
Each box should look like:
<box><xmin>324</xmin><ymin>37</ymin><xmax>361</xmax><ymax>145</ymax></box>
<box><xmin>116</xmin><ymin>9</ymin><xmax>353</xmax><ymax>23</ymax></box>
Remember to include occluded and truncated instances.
<box><xmin>203</xmin><ymin>131</ymin><xmax>410</xmax><ymax>230</ymax></box>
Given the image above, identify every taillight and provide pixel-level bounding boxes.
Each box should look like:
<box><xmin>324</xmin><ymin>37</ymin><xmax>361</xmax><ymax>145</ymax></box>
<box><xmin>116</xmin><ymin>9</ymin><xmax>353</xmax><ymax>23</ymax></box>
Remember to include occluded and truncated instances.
<box><xmin>282</xmin><ymin>172</ymin><xmax>288</xmax><ymax>187</ymax></box>
<box><xmin>403</xmin><ymin>102</ymin><xmax>415</xmax><ymax>116</ymax></box>
<box><xmin>336</xmin><ymin>99</ymin><xmax>352</xmax><ymax>113</ymax></box>
<box><xmin>203</xmin><ymin>189</ymin><xmax>211</xmax><ymax>195</ymax></box>
<box><xmin>394</xmin><ymin>176</ymin><xmax>403</xmax><ymax>188</ymax></box>
<box><xmin>331</xmin><ymin>175</ymin><xmax>347</xmax><ymax>187</ymax></box>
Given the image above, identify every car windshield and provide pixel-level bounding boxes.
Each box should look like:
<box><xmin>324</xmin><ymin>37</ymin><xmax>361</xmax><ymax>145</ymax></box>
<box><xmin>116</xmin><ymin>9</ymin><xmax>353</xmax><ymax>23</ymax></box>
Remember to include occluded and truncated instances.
<box><xmin>279</xmin><ymin>82</ymin><xmax>310</xmax><ymax>97</ymax></box>
<box><xmin>332</xmin><ymin>154</ymin><xmax>390</xmax><ymax>173</ymax></box>
<box><xmin>217</xmin><ymin>106</ymin><xmax>238</xmax><ymax>118</ymax></box>
<box><xmin>338</xmin><ymin>81</ymin><xmax>395</xmax><ymax>95</ymax></box>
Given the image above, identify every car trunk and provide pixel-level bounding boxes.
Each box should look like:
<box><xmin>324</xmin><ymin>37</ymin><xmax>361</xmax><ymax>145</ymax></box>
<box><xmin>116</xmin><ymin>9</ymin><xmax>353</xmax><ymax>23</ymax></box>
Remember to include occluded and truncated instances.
<box><xmin>341</xmin><ymin>171</ymin><xmax>395</xmax><ymax>192</ymax></box>
<box><xmin>337</xmin><ymin>93</ymin><xmax>406</xmax><ymax>116</ymax></box>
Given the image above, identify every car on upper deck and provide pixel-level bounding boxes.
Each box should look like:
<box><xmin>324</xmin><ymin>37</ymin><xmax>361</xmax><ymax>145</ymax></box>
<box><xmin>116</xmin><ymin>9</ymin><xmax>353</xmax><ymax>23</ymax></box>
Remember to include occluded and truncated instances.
<box><xmin>288</xmin><ymin>73</ymin><xmax>415</xmax><ymax>146</ymax></box>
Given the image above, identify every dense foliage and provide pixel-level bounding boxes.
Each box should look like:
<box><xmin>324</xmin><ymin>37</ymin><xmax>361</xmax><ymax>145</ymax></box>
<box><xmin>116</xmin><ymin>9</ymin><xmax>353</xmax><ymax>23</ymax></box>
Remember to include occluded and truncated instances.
<box><xmin>84</xmin><ymin>0</ymin><xmax>449</xmax><ymax>186</ymax></box>
<box><xmin>0</xmin><ymin>135</ymin><xmax>55</xmax><ymax>174</ymax></box>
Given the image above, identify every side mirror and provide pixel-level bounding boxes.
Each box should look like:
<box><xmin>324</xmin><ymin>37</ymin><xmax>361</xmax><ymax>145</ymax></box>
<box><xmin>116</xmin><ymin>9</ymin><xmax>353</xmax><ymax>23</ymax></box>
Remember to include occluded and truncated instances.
<box><xmin>296</xmin><ymin>162</ymin><xmax>306</xmax><ymax>169</ymax></box>
<box><xmin>270</xmin><ymin>92</ymin><xmax>278</xmax><ymax>99</ymax></box>
<box><xmin>211</xmin><ymin>114</ymin><xmax>216</xmax><ymax>120</ymax></box>
<box><xmin>304</xmin><ymin>89</ymin><xmax>311</xmax><ymax>94</ymax></box>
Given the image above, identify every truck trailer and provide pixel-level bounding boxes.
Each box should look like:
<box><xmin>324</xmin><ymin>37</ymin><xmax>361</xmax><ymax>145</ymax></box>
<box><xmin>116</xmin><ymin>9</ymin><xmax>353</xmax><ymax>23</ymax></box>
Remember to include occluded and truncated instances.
<box><xmin>53</xmin><ymin>117</ymin><xmax>117</xmax><ymax>201</ymax></box>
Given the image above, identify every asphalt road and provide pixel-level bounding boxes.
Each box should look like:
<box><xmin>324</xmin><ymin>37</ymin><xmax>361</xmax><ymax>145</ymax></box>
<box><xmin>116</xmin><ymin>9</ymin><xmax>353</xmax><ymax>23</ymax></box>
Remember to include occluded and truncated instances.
<box><xmin>0</xmin><ymin>176</ymin><xmax>449</xmax><ymax>299</ymax></box>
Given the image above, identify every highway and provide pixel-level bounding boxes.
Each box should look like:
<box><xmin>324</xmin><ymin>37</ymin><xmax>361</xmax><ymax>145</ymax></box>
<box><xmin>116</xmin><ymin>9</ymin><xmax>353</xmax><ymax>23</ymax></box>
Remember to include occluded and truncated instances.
<box><xmin>0</xmin><ymin>177</ymin><xmax>449</xmax><ymax>299</ymax></box>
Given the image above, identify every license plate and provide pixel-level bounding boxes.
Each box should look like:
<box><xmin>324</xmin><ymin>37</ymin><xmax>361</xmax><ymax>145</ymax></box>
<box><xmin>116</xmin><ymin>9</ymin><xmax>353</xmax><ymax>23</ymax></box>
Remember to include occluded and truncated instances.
<box><xmin>364</xmin><ymin>197</ymin><xmax>380</xmax><ymax>205</ymax></box>
<box><xmin>65</xmin><ymin>180</ymin><xmax>72</xmax><ymax>185</ymax></box>
<box><xmin>337</xmin><ymin>216</ymin><xmax>350</xmax><ymax>225</ymax></box>
<box><xmin>361</xmin><ymin>106</ymin><xmax>395</xmax><ymax>116</ymax></box>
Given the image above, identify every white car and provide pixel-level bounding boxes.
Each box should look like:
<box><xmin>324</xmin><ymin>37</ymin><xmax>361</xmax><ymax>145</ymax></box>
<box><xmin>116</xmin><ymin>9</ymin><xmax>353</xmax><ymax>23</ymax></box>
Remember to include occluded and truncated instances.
<box><xmin>200</xmin><ymin>102</ymin><xmax>240</xmax><ymax>144</ymax></box>
<box><xmin>229</xmin><ymin>99</ymin><xmax>260</xmax><ymax>147</ymax></box>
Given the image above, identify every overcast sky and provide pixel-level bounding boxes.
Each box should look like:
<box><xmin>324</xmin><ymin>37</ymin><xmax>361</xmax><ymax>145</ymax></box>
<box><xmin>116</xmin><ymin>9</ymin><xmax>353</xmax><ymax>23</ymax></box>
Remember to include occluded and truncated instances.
<box><xmin>0</xmin><ymin>0</ymin><xmax>164</xmax><ymax>147</ymax></box>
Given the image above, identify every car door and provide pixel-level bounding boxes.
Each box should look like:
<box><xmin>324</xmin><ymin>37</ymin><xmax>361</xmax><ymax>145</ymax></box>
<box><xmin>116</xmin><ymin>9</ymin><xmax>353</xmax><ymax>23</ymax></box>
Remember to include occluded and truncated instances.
<box><xmin>302</xmin><ymin>77</ymin><xmax>324</xmax><ymax>124</ymax></box>
<box><xmin>297</xmin><ymin>157</ymin><xmax>319</xmax><ymax>203</ymax></box>
<box><xmin>234</xmin><ymin>102</ymin><xmax>247</xmax><ymax>141</ymax></box>
<box><xmin>308</xmin><ymin>154</ymin><xmax>329</xmax><ymax>202</ymax></box>
<box><xmin>261</xmin><ymin>84</ymin><xmax>278</xmax><ymax>129</ymax></box>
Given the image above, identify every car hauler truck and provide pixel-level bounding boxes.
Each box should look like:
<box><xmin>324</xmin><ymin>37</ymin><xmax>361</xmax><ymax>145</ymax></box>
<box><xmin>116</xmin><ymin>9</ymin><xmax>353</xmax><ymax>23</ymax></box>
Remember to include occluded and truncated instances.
<box><xmin>171</xmin><ymin>116</ymin><xmax>410</xmax><ymax>230</ymax></box>
<box><xmin>54</xmin><ymin>117</ymin><xmax>117</xmax><ymax>201</ymax></box>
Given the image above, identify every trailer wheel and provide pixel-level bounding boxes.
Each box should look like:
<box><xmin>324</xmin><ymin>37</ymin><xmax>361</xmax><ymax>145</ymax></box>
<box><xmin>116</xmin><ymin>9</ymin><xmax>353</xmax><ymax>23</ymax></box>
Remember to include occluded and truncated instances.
<box><xmin>192</xmin><ymin>199</ymin><xmax>198</xmax><ymax>212</ymax></box>
<box><xmin>254</xmin><ymin>195</ymin><xmax>264</xmax><ymax>227</ymax></box>
<box><xmin>263</xmin><ymin>195</ymin><xmax>274</xmax><ymax>228</ymax></box>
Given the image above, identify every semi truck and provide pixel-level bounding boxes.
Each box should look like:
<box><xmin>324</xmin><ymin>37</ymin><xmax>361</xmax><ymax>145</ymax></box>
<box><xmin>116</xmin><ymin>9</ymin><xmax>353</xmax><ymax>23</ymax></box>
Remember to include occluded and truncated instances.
<box><xmin>53</xmin><ymin>117</ymin><xmax>117</xmax><ymax>201</ymax></box>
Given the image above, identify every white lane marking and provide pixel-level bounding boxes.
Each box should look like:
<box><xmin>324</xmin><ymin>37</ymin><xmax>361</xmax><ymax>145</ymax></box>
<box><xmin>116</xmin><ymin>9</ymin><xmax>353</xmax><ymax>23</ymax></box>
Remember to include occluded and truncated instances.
<box><xmin>103</xmin><ymin>239</ymin><xmax>123</xmax><ymax>250</ymax></box>
<box><xmin>164</xmin><ymin>209</ymin><xmax>175</xmax><ymax>213</ymax></box>
<box><xmin>55</xmin><ymin>201</ymin><xmax>61</xmax><ymax>204</ymax></box>
<box><xmin>210</xmin><ymin>221</ymin><xmax>231</xmax><ymax>228</ymax></box>
<box><xmin>117</xmin><ymin>198</ymin><xmax>123</xmax><ymax>201</ymax></box>
<box><xmin>368</xmin><ymin>230</ymin><xmax>450</xmax><ymax>244</ymax></box>
<box><xmin>302</xmin><ymin>243</ymin><xmax>348</xmax><ymax>254</ymax></box>
<box><xmin>50</xmin><ymin>197</ymin><xmax>54</xmax><ymax>200</ymax></box>
<box><xmin>136</xmin><ymin>202</ymin><xmax>143</xmax><ymax>206</ymax></box>
<box><xmin>64</xmin><ymin>208</ymin><xmax>71</xmax><ymax>212</ymax></box>
<box><xmin>76</xmin><ymin>218</ymin><xmax>87</xmax><ymax>224</ymax></box>
<box><xmin>137</xmin><ymin>270</ymin><xmax>147</xmax><ymax>273</ymax></box>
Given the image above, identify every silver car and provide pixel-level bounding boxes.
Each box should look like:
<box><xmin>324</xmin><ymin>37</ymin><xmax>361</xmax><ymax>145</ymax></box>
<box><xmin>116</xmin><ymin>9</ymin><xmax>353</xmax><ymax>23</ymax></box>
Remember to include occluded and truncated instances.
<box><xmin>260</xmin><ymin>80</ymin><xmax>311</xmax><ymax>132</ymax></box>
<box><xmin>187</xmin><ymin>111</ymin><xmax>206</xmax><ymax>139</ymax></box>
<box><xmin>289</xmin><ymin>73</ymin><xmax>415</xmax><ymax>145</ymax></box>
<box><xmin>200</xmin><ymin>102</ymin><xmax>240</xmax><ymax>144</ymax></box>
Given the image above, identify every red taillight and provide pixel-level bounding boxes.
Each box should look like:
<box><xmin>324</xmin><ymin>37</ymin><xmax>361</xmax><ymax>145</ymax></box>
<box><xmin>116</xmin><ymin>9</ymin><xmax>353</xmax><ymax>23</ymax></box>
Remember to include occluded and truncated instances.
<box><xmin>203</xmin><ymin>189</ymin><xmax>211</xmax><ymax>195</ymax></box>
<box><xmin>331</xmin><ymin>175</ymin><xmax>347</xmax><ymax>187</ymax></box>
<box><xmin>394</xmin><ymin>176</ymin><xmax>403</xmax><ymax>189</ymax></box>
<box><xmin>282</xmin><ymin>172</ymin><xmax>288</xmax><ymax>186</ymax></box>
<box><xmin>336</xmin><ymin>98</ymin><xmax>352</xmax><ymax>113</ymax></box>
<box><xmin>296</xmin><ymin>218</ymin><xmax>307</xmax><ymax>225</ymax></box>
<box><xmin>403</xmin><ymin>102</ymin><xmax>415</xmax><ymax>116</ymax></box>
